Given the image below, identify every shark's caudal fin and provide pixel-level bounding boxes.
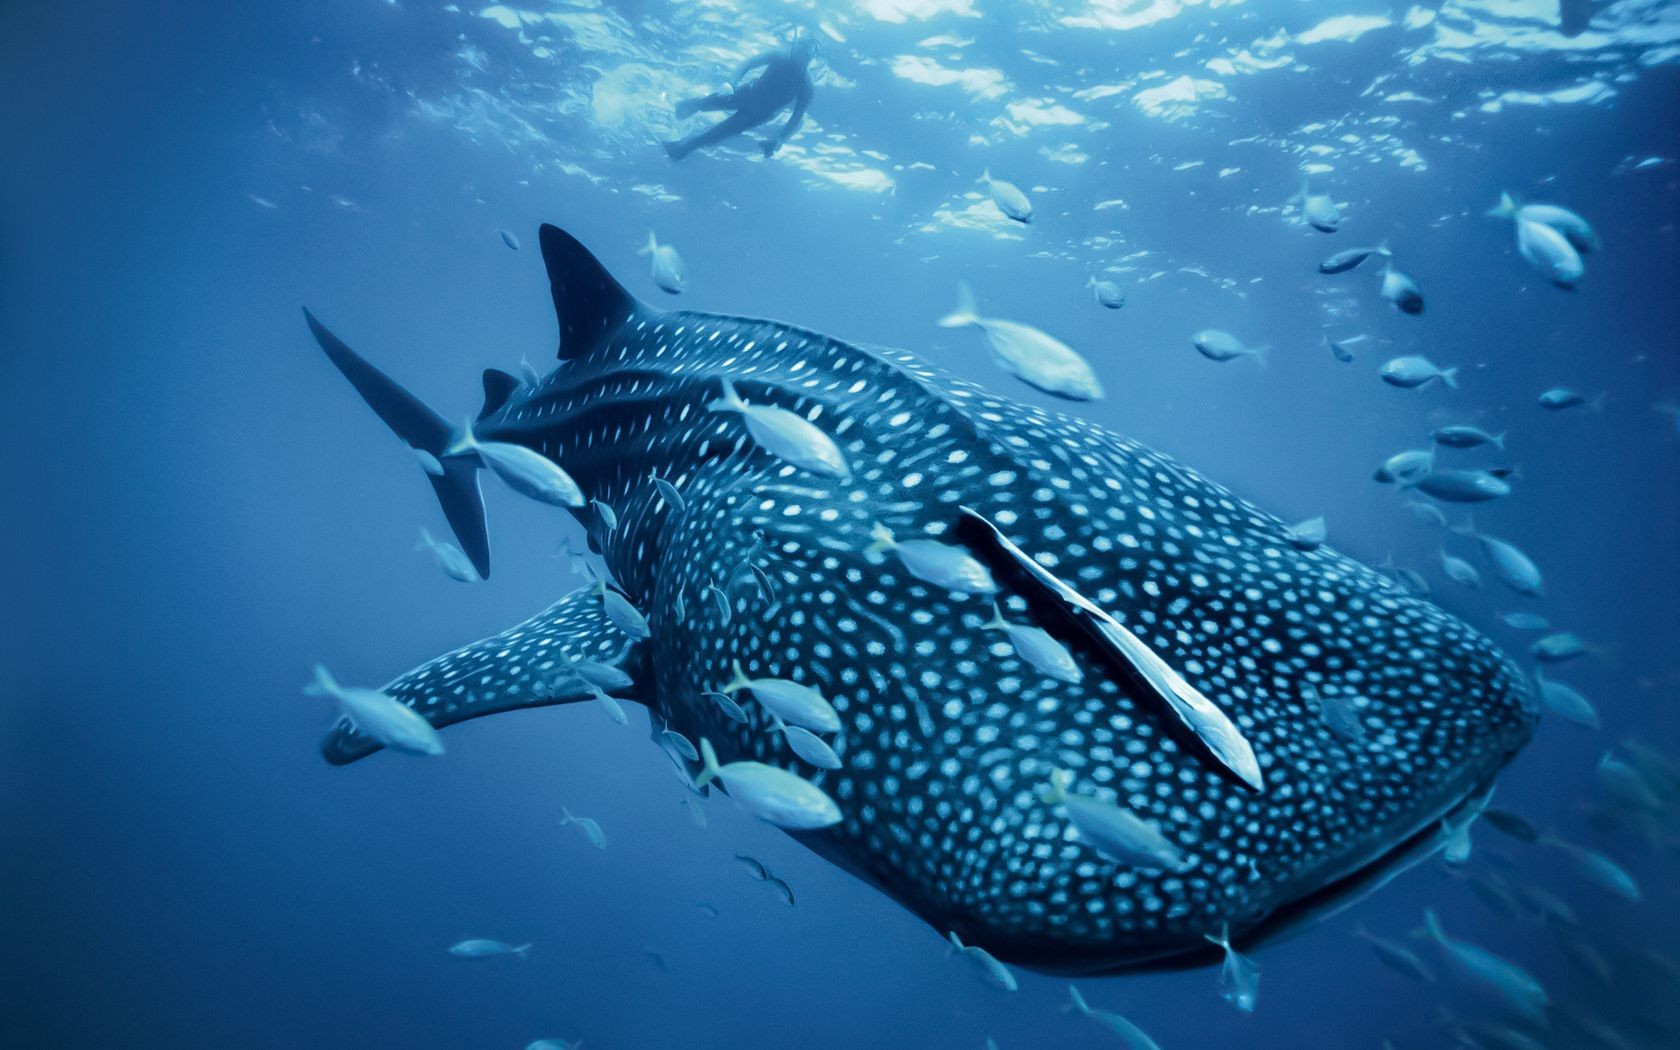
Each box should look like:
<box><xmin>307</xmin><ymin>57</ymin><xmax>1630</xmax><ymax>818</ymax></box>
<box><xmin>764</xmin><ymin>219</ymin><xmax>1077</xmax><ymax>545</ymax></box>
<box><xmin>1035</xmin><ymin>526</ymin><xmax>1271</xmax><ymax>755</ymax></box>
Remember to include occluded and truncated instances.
<box><xmin>539</xmin><ymin>224</ymin><xmax>643</xmax><ymax>361</ymax></box>
<box><xmin>321</xmin><ymin>585</ymin><xmax>650</xmax><ymax>764</ymax></box>
<box><xmin>303</xmin><ymin>308</ymin><xmax>491</xmax><ymax>579</ymax></box>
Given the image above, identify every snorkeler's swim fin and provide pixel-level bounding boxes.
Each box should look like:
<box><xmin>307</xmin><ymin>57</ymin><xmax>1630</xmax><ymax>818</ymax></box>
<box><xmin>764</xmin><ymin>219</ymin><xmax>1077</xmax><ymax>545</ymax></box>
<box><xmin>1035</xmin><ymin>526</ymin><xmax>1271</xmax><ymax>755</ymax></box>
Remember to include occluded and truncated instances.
<box><xmin>303</xmin><ymin>307</ymin><xmax>491</xmax><ymax>579</ymax></box>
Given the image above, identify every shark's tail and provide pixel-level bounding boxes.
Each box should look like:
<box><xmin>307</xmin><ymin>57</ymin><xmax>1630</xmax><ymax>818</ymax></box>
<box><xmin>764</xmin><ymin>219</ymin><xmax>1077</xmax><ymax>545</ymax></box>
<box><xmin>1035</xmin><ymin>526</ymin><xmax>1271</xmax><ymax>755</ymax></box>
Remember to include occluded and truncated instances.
<box><xmin>303</xmin><ymin>308</ymin><xmax>491</xmax><ymax>579</ymax></box>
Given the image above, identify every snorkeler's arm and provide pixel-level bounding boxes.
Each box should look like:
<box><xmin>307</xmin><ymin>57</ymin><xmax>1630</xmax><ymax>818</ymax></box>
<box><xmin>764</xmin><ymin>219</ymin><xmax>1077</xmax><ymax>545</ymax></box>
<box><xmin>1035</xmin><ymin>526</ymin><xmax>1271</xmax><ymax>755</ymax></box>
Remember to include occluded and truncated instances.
<box><xmin>773</xmin><ymin>79</ymin><xmax>812</xmax><ymax>142</ymax></box>
<box><xmin>731</xmin><ymin>52</ymin><xmax>775</xmax><ymax>86</ymax></box>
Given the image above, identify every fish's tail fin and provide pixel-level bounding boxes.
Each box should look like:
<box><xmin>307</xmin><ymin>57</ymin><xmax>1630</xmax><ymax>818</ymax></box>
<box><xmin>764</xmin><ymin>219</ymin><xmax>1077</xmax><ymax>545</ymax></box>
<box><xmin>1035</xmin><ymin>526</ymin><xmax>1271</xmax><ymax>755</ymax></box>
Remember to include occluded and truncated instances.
<box><xmin>695</xmin><ymin>738</ymin><xmax>723</xmax><ymax>789</ymax></box>
<box><xmin>639</xmin><ymin>231</ymin><xmax>658</xmax><ymax>256</ymax></box>
<box><xmin>1038</xmin><ymin>768</ymin><xmax>1072</xmax><ymax>806</ymax></box>
<box><xmin>1589</xmin><ymin>392</ymin><xmax>1609</xmax><ymax>412</ymax></box>
<box><xmin>1250</xmin><ymin>344</ymin><xmax>1270</xmax><ymax>369</ymax></box>
<box><xmin>706</xmin><ymin>378</ymin><xmax>746</xmax><ymax>414</ymax></box>
<box><xmin>1419</xmin><ymin>908</ymin><xmax>1446</xmax><ymax>944</ymax></box>
<box><xmin>977</xmin><ymin>168</ymin><xmax>991</xmax><ymax>186</ymax></box>
<box><xmin>1203</xmin><ymin>922</ymin><xmax>1231</xmax><ymax>951</ymax></box>
<box><xmin>1449</xmin><ymin>513</ymin><xmax>1478</xmax><ymax>540</ymax></box>
<box><xmin>1494</xmin><ymin>431</ymin><xmax>1508</xmax><ymax>450</ymax></box>
<box><xmin>304</xmin><ymin>308</ymin><xmax>491</xmax><ymax>579</ymax></box>
<box><xmin>1440</xmin><ymin>367</ymin><xmax>1460</xmax><ymax>389</ymax></box>
<box><xmin>559</xmin><ymin>806</ymin><xmax>575</xmax><ymax>826</ymax></box>
<box><xmin>1487</xmin><ymin>192</ymin><xmax>1519</xmax><ymax>219</ymax></box>
<box><xmin>981</xmin><ymin>601</ymin><xmax>1008</xmax><ymax>632</ymax></box>
<box><xmin>937</xmin><ymin>282</ymin><xmax>979</xmax><ymax>329</ymax></box>
<box><xmin>863</xmin><ymin>522</ymin><xmax>897</xmax><ymax>557</ymax></box>
<box><xmin>513</xmin><ymin>943</ymin><xmax>532</xmax><ymax>960</ymax></box>
<box><xmin>304</xmin><ymin>663</ymin><xmax>337</xmax><ymax>698</ymax></box>
<box><xmin>1375</xmin><ymin>239</ymin><xmax>1392</xmax><ymax>257</ymax></box>
<box><xmin>723</xmin><ymin>660</ymin><xmax>752</xmax><ymax>694</ymax></box>
<box><xmin>945</xmin><ymin>931</ymin><xmax>964</xmax><ymax>958</ymax></box>
<box><xmin>1065</xmin><ymin>985</ymin><xmax>1091</xmax><ymax>1016</ymax></box>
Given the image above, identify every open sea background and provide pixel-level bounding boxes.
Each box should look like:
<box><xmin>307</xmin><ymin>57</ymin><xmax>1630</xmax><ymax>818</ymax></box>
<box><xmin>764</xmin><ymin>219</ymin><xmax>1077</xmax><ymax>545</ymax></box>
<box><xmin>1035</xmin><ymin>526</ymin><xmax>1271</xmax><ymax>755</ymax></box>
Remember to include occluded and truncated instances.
<box><xmin>4</xmin><ymin>1</ymin><xmax>1678</xmax><ymax>1046</ymax></box>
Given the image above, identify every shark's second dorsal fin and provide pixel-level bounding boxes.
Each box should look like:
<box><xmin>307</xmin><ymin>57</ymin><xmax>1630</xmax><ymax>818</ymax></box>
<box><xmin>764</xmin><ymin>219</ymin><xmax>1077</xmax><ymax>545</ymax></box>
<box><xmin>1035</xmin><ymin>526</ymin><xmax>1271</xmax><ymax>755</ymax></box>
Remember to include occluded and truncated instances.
<box><xmin>479</xmin><ymin>368</ymin><xmax>520</xmax><ymax>420</ymax></box>
<box><xmin>320</xmin><ymin>585</ymin><xmax>650</xmax><ymax>764</ymax></box>
<box><xmin>539</xmin><ymin>224</ymin><xmax>639</xmax><ymax>361</ymax></box>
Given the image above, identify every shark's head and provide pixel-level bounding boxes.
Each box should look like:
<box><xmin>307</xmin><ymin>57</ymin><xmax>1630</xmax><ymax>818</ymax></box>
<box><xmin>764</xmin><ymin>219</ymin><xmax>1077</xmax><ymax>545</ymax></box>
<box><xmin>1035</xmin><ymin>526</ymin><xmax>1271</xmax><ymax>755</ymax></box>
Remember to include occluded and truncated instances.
<box><xmin>307</xmin><ymin>224</ymin><xmax>1537</xmax><ymax>973</ymax></box>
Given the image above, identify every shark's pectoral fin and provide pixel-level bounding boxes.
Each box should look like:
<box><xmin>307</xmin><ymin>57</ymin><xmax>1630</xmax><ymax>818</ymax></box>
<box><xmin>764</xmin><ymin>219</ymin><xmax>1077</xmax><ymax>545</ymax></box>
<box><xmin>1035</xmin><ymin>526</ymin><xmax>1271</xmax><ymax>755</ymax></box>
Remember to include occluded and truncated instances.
<box><xmin>322</xmin><ymin>586</ymin><xmax>648</xmax><ymax>765</ymax></box>
<box><xmin>956</xmin><ymin>506</ymin><xmax>1264</xmax><ymax>792</ymax></box>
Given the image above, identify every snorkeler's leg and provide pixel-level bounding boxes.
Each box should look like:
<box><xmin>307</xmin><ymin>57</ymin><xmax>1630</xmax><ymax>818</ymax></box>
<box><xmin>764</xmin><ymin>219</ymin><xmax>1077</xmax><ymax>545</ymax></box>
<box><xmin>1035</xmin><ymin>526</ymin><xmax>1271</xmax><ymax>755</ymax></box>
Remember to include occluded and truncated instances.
<box><xmin>674</xmin><ymin>91</ymin><xmax>736</xmax><ymax>119</ymax></box>
<box><xmin>663</xmin><ymin>111</ymin><xmax>762</xmax><ymax>162</ymax></box>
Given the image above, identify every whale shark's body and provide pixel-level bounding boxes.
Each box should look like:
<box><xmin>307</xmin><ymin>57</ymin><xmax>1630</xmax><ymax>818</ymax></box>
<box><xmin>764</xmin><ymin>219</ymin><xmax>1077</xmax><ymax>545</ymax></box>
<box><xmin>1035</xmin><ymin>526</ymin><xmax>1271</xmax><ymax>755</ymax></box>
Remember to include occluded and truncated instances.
<box><xmin>305</xmin><ymin>224</ymin><xmax>1535</xmax><ymax>972</ymax></box>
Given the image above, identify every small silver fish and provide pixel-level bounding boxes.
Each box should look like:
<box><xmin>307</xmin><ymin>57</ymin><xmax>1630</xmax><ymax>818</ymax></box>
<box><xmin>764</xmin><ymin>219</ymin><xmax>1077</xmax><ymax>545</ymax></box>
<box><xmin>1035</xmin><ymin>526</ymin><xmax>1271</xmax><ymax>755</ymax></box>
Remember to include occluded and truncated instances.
<box><xmin>1380</xmin><ymin>356</ymin><xmax>1458</xmax><ymax>390</ymax></box>
<box><xmin>649</xmin><ymin>471</ymin><xmax>687</xmax><ymax>514</ymax></box>
<box><xmin>1531</xmin><ymin>632</ymin><xmax>1597</xmax><ymax>663</ymax></box>
<box><xmin>449</xmin><ymin>939</ymin><xmax>530</xmax><ymax>960</ymax></box>
<box><xmin>415</xmin><ymin>526</ymin><xmax>481</xmax><ymax>583</ymax></box>
<box><xmin>1454</xmin><ymin>521</ymin><xmax>1544</xmax><ymax>597</ymax></box>
<box><xmin>498</xmin><ymin>229</ymin><xmax>520</xmax><ymax>251</ymax></box>
<box><xmin>1295</xmin><ymin>180</ymin><xmax>1342</xmax><ymax>232</ymax></box>
<box><xmin>1374</xmin><ymin>449</ymin><xmax>1435</xmax><ymax>485</ymax></box>
<box><xmin>1204</xmin><ymin>924</ymin><xmax>1260</xmax><ymax>1012</ymax></box>
<box><xmin>694</xmin><ymin>739</ymin><xmax>841</xmax><ymax>830</ymax></box>
<box><xmin>447</xmin><ymin>419</ymin><xmax>585</xmax><ymax>508</ymax></box>
<box><xmin>1065</xmin><ymin>987</ymin><xmax>1161</xmax><ymax>1050</ymax></box>
<box><xmin>939</xmin><ymin>283</ymin><xmax>1103</xmax><ymax>400</ymax></box>
<box><xmin>639</xmin><ymin>231</ymin><xmax>687</xmax><ymax>294</ymax></box>
<box><xmin>1417</xmin><ymin>909</ymin><xmax>1549</xmax><ymax>1025</ymax></box>
<box><xmin>558</xmin><ymin>806</ymin><xmax>607</xmax><ymax>850</ymax></box>
<box><xmin>1439</xmin><ymin>549</ymin><xmax>1482</xmax><ymax>588</ymax></box>
<box><xmin>1323</xmin><ymin>334</ymin><xmax>1365</xmax><ymax>363</ymax></box>
<box><xmin>1413</xmin><ymin>470</ymin><xmax>1510</xmax><ymax>503</ymax></box>
<box><xmin>1379</xmin><ymin>261</ymin><xmax>1425</xmax><ymax>315</ymax></box>
<box><xmin>1538</xmin><ymin>387</ymin><xmax>1599</xmax><ymax>411</ymax></box>
<box><xmin>1087</xmin><ymin>276</ymin><xmax>1125</xmax><ymax>309</ymax></box>
<box><xmin>981</xmin><ymin>602</ymin><xmax>1082</xmax><ymax>683</ymax></box>
<box><xmin>589</xmin><ymin>684</ymin><xmax>629</xmax><ymax>726</ymax></box>
<box><xmin>595</xmin><ymin>579</ymin><xmax>651</xmax><ymax>640</ymax></box>
<box><xmin>592</xmin><ymin>498</ymin><xmax>618</xmax><ymax>532</ymax></box>
<box><xmin>1318</xmin><ymin>243</ymin><xmax>1388</xmax><ymax>274</ymax></box>
<box><xmin>867</xmin><ymin>523</ymin><xmax>997</xmax><ymax>595</ymax></box>
<box><xmin>734</xmin><ymin>853</ymin><xmax>769</xmax><ymax>880</ymax></box>
<box><xmin>1354</xmin><ymin>926</ymin><xmax>1434</xmax><ymax>984</ymax></box>
<box><xmin>978</xmin><ymin>169</ymin><xmax>1032</xmax><ymax>223</ymax></box>
<box><xmin>1540</xmin><ymin>836</ymin><xmax>1640</xmax><ymax>902</ymax></box>
<box><xmin>707</xmin><ymin>378</ymin><xmax>850</xmax><ymax>478</ymax></box>
<box><xmin>1285</xmin><ymin>515</ymin><xmax>1327</xmax><ymax>551</ymax></box>
<box><xmin>1040</xmin><ymin>769</ymin><xmax>1187</xmax><ymax>871</ymax></box>
<box><xmin>706</xmin><ymin>689</ymin><xmax>750</xmax><ymax>724</ymax></box>
<box><xmin>1304</xmin><ymin>682</ymin><xmax>1365</xmax><ymax>742</ymax></box>
<box><xmin>305</xmin><ymin>665</ymin><xmax>445</xmax><ymax>757</ymax></box>
<box><xmin>1192</xmin><ymin>329</ymin><xmax>1267</xmax><ymax>364</ymax></box>
<box><xmin>765</xmin><ymin>876</ymin><xmax>796</xmax><ymax>907</ymax></box>
<box><xmin>1534</xmin><ymin>672</ymin><xmax>1599</xmax><ymax>729</ymax></box>
<box><xmin>1431</xmin><ymin>424</ymin><xmax>1505</xmax><ymax>449</ymax></box>
<box><xmin>723</xmin><ymin>660</ymin><xmax>841</xmax><ymax>734</ymax></box>
<box><xmin>779</xmin><ymin>719</ymin><xmax>844</xmax><ymax>769</ymax></box>
<box><xmin>1501</xmin><ymin>612</ymin><xmax>1550</xmax><ymax>631</ymax></box>
<box><xmin>947</xmin><ymin>931</ymin><xmax>1018</xmax><ymax>992</ymax></box>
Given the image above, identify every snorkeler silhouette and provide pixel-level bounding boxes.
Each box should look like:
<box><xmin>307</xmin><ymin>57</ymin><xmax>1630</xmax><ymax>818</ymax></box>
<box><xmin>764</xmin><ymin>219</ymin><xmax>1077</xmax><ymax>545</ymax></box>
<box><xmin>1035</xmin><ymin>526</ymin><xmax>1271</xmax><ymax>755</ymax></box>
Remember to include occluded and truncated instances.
<box><xmin>664</xmin><ymin>34</ymin><xmax>817</xmax><ymax>162</ymax></box>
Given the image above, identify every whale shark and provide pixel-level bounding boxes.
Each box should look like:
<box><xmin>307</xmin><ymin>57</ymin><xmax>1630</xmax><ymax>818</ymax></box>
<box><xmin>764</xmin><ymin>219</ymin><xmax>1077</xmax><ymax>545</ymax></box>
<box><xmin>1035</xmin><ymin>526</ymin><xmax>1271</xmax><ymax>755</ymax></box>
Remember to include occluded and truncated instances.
<box><xmin>303</xmin><ymin>223</ymin><xmax>1536</xmax><ymax>972</ymax></box>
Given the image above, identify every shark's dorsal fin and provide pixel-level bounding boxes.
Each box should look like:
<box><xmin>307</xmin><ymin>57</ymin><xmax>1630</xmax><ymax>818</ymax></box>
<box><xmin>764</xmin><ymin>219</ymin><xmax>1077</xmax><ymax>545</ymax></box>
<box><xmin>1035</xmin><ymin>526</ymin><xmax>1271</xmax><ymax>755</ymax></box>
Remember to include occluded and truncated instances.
<box><xmin>539</xmin><ymin>224</ymin><xmax>639</xmax><ymax>361</ymax></box>
<box><xmin>320</xmin><ymin>585</ymin><xmax>650</xmax><ymax>764</ymax></box>
<box><xmin>479</xmin><ymin>368</ymin><xmax>520</xmax><ymax>420</ymax></box>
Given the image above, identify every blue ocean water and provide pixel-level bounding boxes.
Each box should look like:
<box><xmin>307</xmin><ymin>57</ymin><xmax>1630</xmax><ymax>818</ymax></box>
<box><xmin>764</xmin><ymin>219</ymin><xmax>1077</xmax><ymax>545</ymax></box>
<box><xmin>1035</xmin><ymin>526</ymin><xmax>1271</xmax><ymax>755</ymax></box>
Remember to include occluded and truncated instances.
<box><xmin>4</xmin><ymin>1</ymin><xmax>1678</xmax><ymax>1047</ymax></box>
